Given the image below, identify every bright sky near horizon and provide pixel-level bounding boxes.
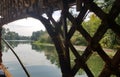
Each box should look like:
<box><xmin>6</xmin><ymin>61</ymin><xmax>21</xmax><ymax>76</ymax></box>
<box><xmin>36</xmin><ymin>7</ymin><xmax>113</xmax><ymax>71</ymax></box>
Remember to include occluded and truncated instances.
<box><xmin>3</xmin><ymin>17</ymin><xmax>45</xmax><ymax>36</ymax></box>
<box><xmin>3</xmin><ymin>11</ymin><xmax>61</xmax><ymax>36</ymax></box>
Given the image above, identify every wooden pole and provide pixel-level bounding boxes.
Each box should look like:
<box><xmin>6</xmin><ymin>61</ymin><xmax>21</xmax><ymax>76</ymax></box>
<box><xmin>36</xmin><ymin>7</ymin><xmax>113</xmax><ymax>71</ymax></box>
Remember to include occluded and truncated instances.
<box><xmin>0</xmin><ymin>27</ymin><xmax>2</xmax><ymax>64</ymax></box>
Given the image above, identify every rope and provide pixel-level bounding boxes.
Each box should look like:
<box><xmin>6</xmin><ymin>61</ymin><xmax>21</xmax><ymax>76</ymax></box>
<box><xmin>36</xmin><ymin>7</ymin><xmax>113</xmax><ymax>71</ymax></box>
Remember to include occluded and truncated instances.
<box><xmin>2</xmin><ymin>38</ymin><xmax>31</xmax><ymax>77</ymax></box>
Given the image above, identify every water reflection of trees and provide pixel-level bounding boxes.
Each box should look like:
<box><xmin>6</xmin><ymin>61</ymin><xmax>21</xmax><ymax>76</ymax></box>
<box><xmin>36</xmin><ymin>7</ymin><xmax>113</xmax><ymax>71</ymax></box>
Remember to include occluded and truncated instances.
<box><xmin>32</xmin><ymin>44</ymin><xmax>88</xmax><ymax>75</ymax></box>
<box><xmin>2</xmin><ymin>42</ymin><xmax>105</xmax><ymax>77</ymax></box>
<box><xmin>32</xmin><ymin>44</ymin><xmax>105</xmax><ymax>76</ymax></box>
<box><xmin>31</xmin><ymin>44</ymin><xmax>60</xmax><ymax>67</ymax></box>
<box><xmin>2</xmin><ymin>41</ymin><xmax>31</xmax><ymax>52</ymax></box>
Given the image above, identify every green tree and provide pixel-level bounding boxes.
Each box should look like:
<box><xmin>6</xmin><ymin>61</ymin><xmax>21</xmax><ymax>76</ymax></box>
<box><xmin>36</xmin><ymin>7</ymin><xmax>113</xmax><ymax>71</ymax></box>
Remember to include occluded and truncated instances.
<box><xmin>82</xmin><ymin>14</ymin><xmax>101</xmax><ymax>37</ymax></box>
<box><xmin>94</xmin><ymin>0</ymin><xmax>115</xmax><ymax>13</ymax></box>
<box><xmin>31</xmin><ymin>30</ymin><xmax>52</xmax><ymax>43</ymax></box>
<box><xmin>31</xmin><ymin>30</ymin><xmax>45</xmax><ymax>41</ymax></box>
<box><xmin>2</xmin><ymin>28</ymin><xmax>30</xmax><ymax>40</ymax></box>
<box><xmin>82</xmin><ymin>13</ymin><xmax>119</xmax><ymax>48</ymax></box>
<box><xmin>4</xmin><ymin>31</ymin><xmax>19</xmax><ymax>40</ymax></box>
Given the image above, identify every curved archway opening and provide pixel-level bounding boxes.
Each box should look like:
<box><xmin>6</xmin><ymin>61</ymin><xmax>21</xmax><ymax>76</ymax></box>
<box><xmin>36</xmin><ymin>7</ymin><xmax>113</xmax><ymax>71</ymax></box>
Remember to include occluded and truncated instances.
<box><xmin>3</xmin><ymin>17</ymin><xmax>45</xmax><ymax>37</ymax></box>
<box><xmin>2</xmin><ymin>16</ymin><xmax>62</xmax><ymax>77</ymax></box>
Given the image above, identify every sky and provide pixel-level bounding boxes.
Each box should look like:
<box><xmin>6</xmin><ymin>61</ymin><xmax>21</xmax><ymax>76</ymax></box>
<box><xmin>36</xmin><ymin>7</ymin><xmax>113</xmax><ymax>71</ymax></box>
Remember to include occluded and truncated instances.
<box><xmin>3</xmin><ymin>11</ymin><xmax>61</xmax><ymax>36</ymax></box>
<box><xmin>3</xmin><ymin>17</ymin><xmax>45</xmax><ymax>36</ymax></box>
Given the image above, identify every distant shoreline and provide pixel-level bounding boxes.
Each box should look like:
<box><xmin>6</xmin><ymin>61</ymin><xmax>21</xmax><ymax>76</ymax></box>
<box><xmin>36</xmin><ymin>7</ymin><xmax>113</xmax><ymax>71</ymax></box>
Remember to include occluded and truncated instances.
<box><xmin>6</xmin><ymin>40</ymin><xmax>114</xmax><ymax>52</ymax></box>
<box><xmin>6</xmin><ymin>40</ymin><xmax>31</xmax><ymax>41</ymax></box>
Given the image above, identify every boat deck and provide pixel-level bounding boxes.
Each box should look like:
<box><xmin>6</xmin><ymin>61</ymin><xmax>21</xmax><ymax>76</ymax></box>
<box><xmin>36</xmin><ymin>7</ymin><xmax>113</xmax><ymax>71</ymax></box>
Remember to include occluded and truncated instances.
<box><xmin>0</xmin><ymin>64</ymin><xmax>12</xmax><ymax>77</ymax></box>
<box><xmin>0</xmin><ymin>70</ymin><xmax>5</xmax><ymax>77</ymax></box>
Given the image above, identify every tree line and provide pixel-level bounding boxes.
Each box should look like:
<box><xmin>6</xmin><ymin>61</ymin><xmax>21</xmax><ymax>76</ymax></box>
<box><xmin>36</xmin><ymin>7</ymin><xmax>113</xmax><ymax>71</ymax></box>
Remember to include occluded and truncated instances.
<box><xmin>31</xmin><ymin>13</ymin><xmax>120</xmax><ymax>49</ymax></box>
<box><xmin>2</xmin><ymin>0</ymin><xmax>120</xmax><ymax>49</ymax></box>
<box><xmin>2</xmin><ymin>13</ymin><xmax>120</xmax><ymax>49</ymax></box>
<box><xmin>2</xmin><ymin>12</ymin><xmax>120</xmax><ymax>49</ymax></box>
<box><xmin>2</xmin><ymin>28</ymin><xmax>30</xmax><ymax>40</ymax></box>
<box><xmin>31</xmin><ymin>30</ymin><xmax>53</xmax><ymax>43</ymax></box>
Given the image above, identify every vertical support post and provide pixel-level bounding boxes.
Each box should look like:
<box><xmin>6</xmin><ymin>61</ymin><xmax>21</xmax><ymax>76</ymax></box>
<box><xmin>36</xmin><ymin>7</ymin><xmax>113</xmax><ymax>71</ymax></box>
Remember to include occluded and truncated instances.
<box><xmin>52</xmin><ymin>36</ymin><xmax>72</xmax><ymax>77</ymax></box>
<box><xmin>0</xmin><ymin>27</ymin><xmax>2</xmax><ymax>64</ymax></box>
<box><xmin>37</xmin><ymin>14</ymin><xmax>73</xmax><ymax>77</ymax></box>
<box><xmin>61</xmin><ymin>0</ymin><xmax>71</xmax><ymax>77</ymax></box>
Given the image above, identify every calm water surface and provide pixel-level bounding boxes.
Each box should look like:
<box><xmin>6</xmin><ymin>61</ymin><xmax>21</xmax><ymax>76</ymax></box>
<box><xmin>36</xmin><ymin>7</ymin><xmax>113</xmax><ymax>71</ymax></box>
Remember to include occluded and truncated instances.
<box><xmin>2</xmin><ymin>42</ymin><xmax>88</xmax><ymax>77</ymax></box>
<box><xmin>3</xmin><ymin>42</ymin><xmax>62</xmax><ymax>77</ymax></box>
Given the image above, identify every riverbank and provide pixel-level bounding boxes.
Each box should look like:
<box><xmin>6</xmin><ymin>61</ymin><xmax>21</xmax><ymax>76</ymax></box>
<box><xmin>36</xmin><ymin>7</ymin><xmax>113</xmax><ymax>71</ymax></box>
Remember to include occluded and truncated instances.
<box><xmin>74</xmin><ymin>45</ymin><xmax>114</xmax><ymax>52</ymax></box>
<box><xmin>33</xmin><ymin>42</ymin><xmax>114</xmax><ymax>53</ymax></box>
<box><xmin>32</xmin><ymin>42</ymin><xmax>54</xmax><ymax>46</ymax></box>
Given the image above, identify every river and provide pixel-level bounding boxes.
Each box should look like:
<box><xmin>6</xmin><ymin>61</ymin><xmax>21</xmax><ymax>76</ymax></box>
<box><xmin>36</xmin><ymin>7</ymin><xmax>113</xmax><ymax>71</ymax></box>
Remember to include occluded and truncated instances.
<box><xmin>2</xmin><ymin>41</ymin><xmax>105</xmax><ymax>77</ymax></box>
<box><xmin>2</xmin><ymin>41</ymin><xmax>88</xmax><ymax>77</ymax></box>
